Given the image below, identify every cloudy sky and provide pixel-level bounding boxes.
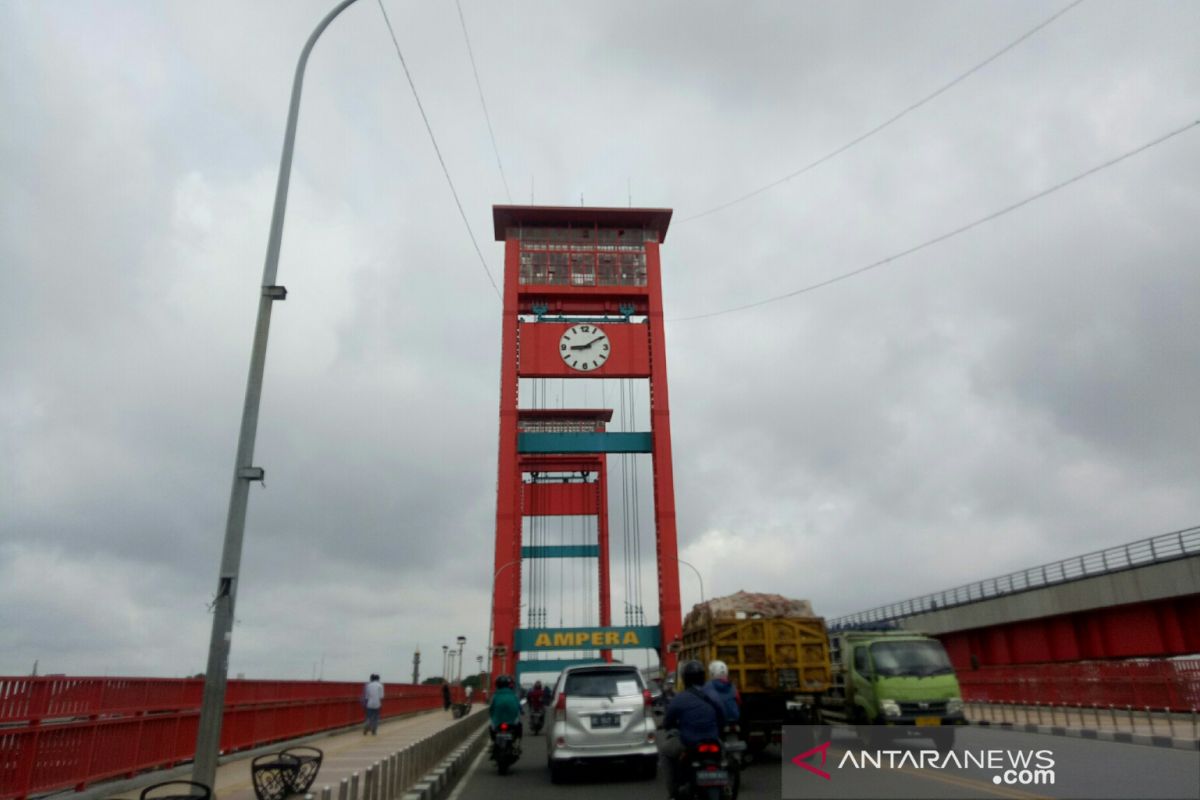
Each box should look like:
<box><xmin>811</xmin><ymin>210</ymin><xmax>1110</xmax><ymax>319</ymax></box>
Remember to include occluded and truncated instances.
<box><xmin>2</xmin><ymin>0</ymin><xmax>1198</xmax><ymax>682</ymax></box>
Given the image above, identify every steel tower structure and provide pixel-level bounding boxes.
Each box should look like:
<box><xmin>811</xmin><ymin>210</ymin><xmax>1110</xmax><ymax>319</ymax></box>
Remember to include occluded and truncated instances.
<box><xmin>489</xmin><ymin>205</ymin><xmax>681</xmax><ymax>680</ymax></box>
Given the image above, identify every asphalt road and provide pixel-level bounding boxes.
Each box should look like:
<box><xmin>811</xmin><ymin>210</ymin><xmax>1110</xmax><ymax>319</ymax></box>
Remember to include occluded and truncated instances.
<box><xmin>451</xmin><ymin>725</ymin><xmax>1199</xmax><ymax>800</ymax></box>
<box><xmin>450</xmin><ymin>730</ymin><xmax>781</xmax><ymax>800</ymax></box>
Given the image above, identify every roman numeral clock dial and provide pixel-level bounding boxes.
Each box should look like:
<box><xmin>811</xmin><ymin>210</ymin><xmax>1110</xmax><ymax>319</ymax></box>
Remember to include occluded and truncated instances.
<box><xmin>558</xmin><ymin>324</ymin><xmax>611</xmax><ymax>371</ymax></box>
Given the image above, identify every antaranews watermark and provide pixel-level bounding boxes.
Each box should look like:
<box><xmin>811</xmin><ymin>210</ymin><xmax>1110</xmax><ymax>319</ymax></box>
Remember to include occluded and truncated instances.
<box><xmin>781</xmin><ymin>725</ymin><xmax>1199</xmax><ymax>800</ymax></box>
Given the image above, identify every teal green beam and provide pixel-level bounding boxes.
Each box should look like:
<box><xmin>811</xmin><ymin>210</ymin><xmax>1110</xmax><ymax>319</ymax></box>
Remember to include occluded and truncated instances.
<box><xmin>517</xmin><ymin>432</ymin><xmax>653</xmax><ymax>454</ymax></box>
<box><xmin>516</xmin><ymin>658</ymin><xmax>606</xmax><ymax>677</ymax></box>
<box><xmin>521</xmin><ymin>545</ymin><xmax>600</xmax><ymax>558</ymax></box>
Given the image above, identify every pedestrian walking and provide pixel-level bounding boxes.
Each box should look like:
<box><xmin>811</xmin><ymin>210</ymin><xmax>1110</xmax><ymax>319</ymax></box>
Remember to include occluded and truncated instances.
<box><xmin>363</xmin><ymin>673</ymin><xmax>384</xmax><ymax>735</ymax></box>
<box><xmin>441</xmin><ymin>680</ymin><xmax>451</xmax><ymax>711</ymax></box>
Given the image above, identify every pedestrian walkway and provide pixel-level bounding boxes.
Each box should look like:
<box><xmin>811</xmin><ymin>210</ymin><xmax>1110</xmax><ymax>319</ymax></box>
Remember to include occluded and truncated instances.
<box><xmin>103</xmin><ymin>706</ymin><xmax>486</xmax><ymax>800</ymax></box>
<box><xmin>967</xmin><ymin>701</ymin><xmax>1199</xmax><ymax>739</ymax></box>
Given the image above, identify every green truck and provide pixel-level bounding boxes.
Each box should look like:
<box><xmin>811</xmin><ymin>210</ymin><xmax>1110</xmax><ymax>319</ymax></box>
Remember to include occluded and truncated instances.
<box><xmin>819</xmin><ymin>628</ymin><xmax>965</xmax><ymax>747</ymax></box>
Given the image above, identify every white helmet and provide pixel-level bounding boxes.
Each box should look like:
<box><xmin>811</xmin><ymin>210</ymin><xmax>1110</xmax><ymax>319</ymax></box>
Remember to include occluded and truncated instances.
<box><xmin>708</xmin><ymin>660</ymin><xmax>729</xmax><ymax>680</ymax></box>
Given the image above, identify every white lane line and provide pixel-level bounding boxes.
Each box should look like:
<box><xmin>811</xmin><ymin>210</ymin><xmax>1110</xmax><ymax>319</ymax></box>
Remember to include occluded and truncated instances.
<box><xmin>445</xmin><ymin>743</ymin><xmax>489</xmax><ymax>800</ymax></box>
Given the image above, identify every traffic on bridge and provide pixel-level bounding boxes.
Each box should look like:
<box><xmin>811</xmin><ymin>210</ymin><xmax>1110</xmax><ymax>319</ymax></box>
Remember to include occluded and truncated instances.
<box><xmin>5</xmin><ymin>2</ymin><xmax>1200</xmax><ymax>800</ymax></box>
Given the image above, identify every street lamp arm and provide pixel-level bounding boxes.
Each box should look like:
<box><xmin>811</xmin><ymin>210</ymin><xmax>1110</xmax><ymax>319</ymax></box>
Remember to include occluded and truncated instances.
<box><xmin>677</xmin><ymin>558</ymin><xmax>705</xmax><ymax>605</ymax></box>
<box><xmin>263</xmin><ymin>0</ymin><xmax>362</xmax><ymax>287</ymax></box>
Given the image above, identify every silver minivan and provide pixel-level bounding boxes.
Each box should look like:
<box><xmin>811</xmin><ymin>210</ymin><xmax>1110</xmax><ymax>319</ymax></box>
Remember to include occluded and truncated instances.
<box><xmin>546</xmin><ymin>663</ymin><xmax>658</xmax><ymax>782</ymax></box>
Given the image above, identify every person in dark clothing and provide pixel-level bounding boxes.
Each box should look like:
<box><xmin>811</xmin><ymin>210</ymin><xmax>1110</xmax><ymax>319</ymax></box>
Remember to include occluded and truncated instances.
<box><xmin>441</xmin><ymin>681</ymin><xmax>451</xmax><ymax>711</ymax></box>
<box><xmin>527</xmin><ymin>680</ymin><xmax>546</xmax><ymax>711</ymax></box>
<box><xmin>662</xmin><ymin>660</ymin><xmax>725</xmax><ymax>797</ymax></box>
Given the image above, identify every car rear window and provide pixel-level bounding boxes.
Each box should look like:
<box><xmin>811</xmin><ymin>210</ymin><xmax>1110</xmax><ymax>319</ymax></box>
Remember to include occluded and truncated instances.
<box><xmin>564</xmin><ymin>669</ymin><xmax>642</xmax><ymax>697</ymax></box>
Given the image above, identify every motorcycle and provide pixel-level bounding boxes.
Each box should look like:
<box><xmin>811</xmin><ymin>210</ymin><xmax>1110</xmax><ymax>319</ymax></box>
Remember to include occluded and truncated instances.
<box><xmin>720</xmin><ymin>723</ymin><xmax>745</xmax><ymax>794</ymax></box>
<box><xmin>529</xmin><ymin>707</ymin><xmax>545</xmax><ymax>735</ymax></box>
<box><xmin>679</xmin><ymin>740</ymin><xmax>735</xmax><ymax>800</ymax></box>
<box><xmin>491</xmin><ymin>722</ymin><xmax>521</xmax><ymax>775</ymax></box>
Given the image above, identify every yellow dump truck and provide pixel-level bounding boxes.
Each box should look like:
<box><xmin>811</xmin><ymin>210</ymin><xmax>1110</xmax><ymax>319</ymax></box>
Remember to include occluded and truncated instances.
<box><xmin>679</xmin><ymin>591</ymin><xmax>832</xmax><ymax>753</ymax></box>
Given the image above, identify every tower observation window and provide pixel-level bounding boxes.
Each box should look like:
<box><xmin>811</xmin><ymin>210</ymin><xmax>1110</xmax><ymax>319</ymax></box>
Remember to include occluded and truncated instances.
<box><xmin>517</xmin><ymin>418</ymin><xmax>604</xmax><ymax>433</ymax></box>
<box><xmin>513</xmin><ymin>227</ymin><xmax>648</xmax><ymax>287</ymax></box>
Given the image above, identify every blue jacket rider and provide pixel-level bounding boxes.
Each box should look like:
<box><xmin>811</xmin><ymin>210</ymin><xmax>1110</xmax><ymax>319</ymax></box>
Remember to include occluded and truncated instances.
<box><xmin>664</xmin><ymin>663</ymin><xmax>726</xmax><ymax>746</ymax></box>
<box><xmin>703</xmin><ymin>659</ymin><xmax>740</xmax><ymax>722</ymax></box>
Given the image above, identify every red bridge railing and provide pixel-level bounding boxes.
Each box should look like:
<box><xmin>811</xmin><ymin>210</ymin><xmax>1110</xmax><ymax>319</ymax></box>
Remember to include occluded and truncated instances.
<box><xmin>0</xmin><ymin>676</ymin><xmax>464</xmax><ymax>800</ymax></box>
<box><xmin>958</xmin><ymin>658</ymin><xmax>1200</xmax><ymax>712</ymax></box>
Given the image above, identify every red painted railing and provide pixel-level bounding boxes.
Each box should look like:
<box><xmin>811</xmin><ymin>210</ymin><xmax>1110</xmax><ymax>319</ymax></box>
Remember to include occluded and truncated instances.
<box><xmin>0</xmin><ymin>676</ymin><xmax>465</xmax><ymax>800</ymax></box>
<box><xmin>958</xmin><ymin>658</ymin><xmax>1200</xmax><ymax>711</ymax></box>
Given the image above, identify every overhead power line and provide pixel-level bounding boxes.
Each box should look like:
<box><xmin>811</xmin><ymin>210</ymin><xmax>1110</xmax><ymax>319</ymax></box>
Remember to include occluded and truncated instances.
<box><xmin>680</xmin><ymin>0</ymin><xmax>1088</xmax><ymax>224</ymax></box>
<box><xmin>670</xmin><ymin>118</ymin><xmax>1200</xmax><ymax>322</ymax></box>
<box><xmin>376</xmin><ymin>0</ymin><xmax>500</xmax><ymax>297</ymax></box>
<box><xmin>455</xmin><ymin>0</ymin><xmax>512</xmax><ymax>202</ymax></box>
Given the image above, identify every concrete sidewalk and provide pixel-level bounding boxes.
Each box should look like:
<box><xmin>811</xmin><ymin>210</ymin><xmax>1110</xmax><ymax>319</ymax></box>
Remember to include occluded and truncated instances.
<box><xmin>967</xmin><ymin>701</ymin><xmax>1200</xmax><ymax>738</ymax></box>
<box><xmin>98</xmin><ymin>706</ymin><xmax>486</xmax><ymax>800</ymax></box>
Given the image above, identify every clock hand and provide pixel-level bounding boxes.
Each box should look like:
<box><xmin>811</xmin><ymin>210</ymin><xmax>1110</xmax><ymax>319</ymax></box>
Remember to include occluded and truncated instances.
<box><xmin>568</xmin><ymin>336</ymin><xmax>607</xmax><ymax>351</ymax></box>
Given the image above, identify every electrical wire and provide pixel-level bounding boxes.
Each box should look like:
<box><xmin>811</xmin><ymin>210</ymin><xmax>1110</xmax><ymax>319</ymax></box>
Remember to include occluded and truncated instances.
<box><xmin>619</xmin><ymin>380</ymin><xmax>632</xmax><ymax>626</ymax></box>
<box><xmin>679</xmin><ymin>0</ymin><xmax>1088</xmax><ymax>224</ymax></box>
<box><xmin>376</xmin><ymin>0</ymin><xmax>500</xmax><ymax>297</ymax></box>
<box><xmin>455</xmin><ymin>0</ymin><xmax>512</xmax><ymax>202</ymax></box>
<box><xmin>671</xmin><ymin>118</ymin><xmax>1200</xmax><ymax>322</ymax></box>
<box><xmin>628</xmin><ymin>378</ymin><xmax>645</xmax><ymax>625</ymax></box>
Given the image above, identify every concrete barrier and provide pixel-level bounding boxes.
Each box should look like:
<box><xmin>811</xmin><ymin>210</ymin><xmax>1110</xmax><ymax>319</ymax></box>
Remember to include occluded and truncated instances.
<box><xmin>399</xmin><ymin>727</ymin><xmax>488</xmax><ymax>800</ymax></box>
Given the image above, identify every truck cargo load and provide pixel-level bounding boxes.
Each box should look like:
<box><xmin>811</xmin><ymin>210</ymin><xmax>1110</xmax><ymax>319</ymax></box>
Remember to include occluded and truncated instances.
<box><xmin>681</xmin><ymin>591</ymin><xmax>830</xmax><ymax>695</ymax></box>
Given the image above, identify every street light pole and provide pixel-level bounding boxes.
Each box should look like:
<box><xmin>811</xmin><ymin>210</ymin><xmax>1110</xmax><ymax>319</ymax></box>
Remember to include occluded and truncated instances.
<box><xmin>456</xmin><ymin>635</ymin><xmax>467</xmax><ymax>684</ymax></box>
<box><xmin>192</xmin><ymin>0</ymin><xmax>364</xmax><ymax>788</ymax></box>
<box><xmin>442</xmin><ymin>644</ymin><xmax>449</xmax><ymax>680</ymax></box>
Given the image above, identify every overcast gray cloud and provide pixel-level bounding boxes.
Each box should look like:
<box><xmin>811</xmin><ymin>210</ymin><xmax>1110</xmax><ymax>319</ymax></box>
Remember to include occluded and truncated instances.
<box><xmin>2</xmin><ymin>0</ymin><xmax>1198</xmax><ymax>682</ymax></box>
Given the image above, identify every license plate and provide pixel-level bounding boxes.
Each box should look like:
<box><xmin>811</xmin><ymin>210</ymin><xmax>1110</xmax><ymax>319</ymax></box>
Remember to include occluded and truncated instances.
<box><xmin>590</xmin><ymin>713</ymin><xmax>620</xmax><ymax>728</ymax></box>
<box><xmin>496</xmin><ymin>733</ymin><xmax>512</xmax><ymax>744</ymax></box>
<box><xmin>695</xmin><ymin>769</ymin><xmax>729</xmax><ymax>787</ymax></box>
<box><xmin>915</xmin><ymin>716</ymin><xmax>940</xmax><ymax>727</ymax></box>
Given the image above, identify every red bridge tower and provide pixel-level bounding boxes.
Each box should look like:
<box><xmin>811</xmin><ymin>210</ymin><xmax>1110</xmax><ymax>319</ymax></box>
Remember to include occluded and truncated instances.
<box><xmin>489</xmin><ymin>205</ymin><xmax>681</xmax><ymax>682</ymax></box>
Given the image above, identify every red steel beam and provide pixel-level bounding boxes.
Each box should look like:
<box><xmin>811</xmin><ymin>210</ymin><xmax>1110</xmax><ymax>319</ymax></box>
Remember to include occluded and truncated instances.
<box><xmin>939</xmin><ymin>593</ymin><xmax>1200</xmax><ymax>670</ymax></box>
<box><xmin>522</xmin><ymin>481</ymin><xmax>600</xmax><ymax>516</ymax></box>
<box><xmin>646</xmin><ymin>238</ymin><xmax>682</xmax><ymax>673</ymax></box>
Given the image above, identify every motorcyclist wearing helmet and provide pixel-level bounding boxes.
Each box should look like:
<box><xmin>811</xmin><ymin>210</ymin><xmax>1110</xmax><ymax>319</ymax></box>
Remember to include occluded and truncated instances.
<box><xmin>488</xmin><ymin>675</ymin><xmax>523</xmax><ymax>745</ymax></box>
<box><xmin>527</xmin><ymin>679</ymin><xmax>546</xmax><ymax>712</ymax></box>
<box><xmin>663</xmin><ymin>660</ymin><xmax>726</xmax><ymax>797</ymax></box>
<box><xmin>704</xmin><ymin>660</ymin><xmax>741</xmax><ymax>722</ymax></box>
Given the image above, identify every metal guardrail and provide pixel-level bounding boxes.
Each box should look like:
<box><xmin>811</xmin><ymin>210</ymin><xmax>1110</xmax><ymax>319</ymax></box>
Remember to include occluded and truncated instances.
<box><xmin>0</xmin><ymin>679</ymin><xmax>457</xmax><ymax>800</ymax></box>
<box><xmin>830</xmin><ymin>524</ymin><xmax>1200</xmax><ymax>627</ymax></box>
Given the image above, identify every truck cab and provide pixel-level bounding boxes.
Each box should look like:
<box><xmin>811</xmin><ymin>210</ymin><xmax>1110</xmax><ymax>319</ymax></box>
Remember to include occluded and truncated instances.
<box><xmin>823</xmin><ymin>629</ymin><xmax>965</xmax><ymax>746</ymax></box>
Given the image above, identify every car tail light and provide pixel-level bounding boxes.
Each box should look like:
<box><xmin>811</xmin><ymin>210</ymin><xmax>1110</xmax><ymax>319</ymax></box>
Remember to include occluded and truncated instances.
<box><xmin>555</xmin><ymin>736</ymin><xmax>566</xmax><ymax>748</ymax></box>
<box><xmin>554</xmin><ymin>692</ymin><xmax>566</xmax><ymax>712</ymax></box>
<box><xmin>642</xmin><ymin>689</ymin><xmax>653</xmax><ymax>707</ymax></box>
<box><xmin>698</xmin><ymin>743</ymin><xmax>720</xmax><ymax>753</ymax></box>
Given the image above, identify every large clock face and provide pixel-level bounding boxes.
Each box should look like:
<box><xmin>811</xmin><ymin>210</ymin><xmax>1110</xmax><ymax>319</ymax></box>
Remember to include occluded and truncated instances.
<box><xmin>559</xmin><ymin>324</ymin><xmax>611</xmax><ymax>371</ymax></box>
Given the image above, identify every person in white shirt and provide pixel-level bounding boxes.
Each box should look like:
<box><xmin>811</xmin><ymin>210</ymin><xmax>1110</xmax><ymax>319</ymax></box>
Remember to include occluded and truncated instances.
<box><xmin>362</xmin><ymin>674</ymin><xmax>384</xmax><ymax>735</ymax></box>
